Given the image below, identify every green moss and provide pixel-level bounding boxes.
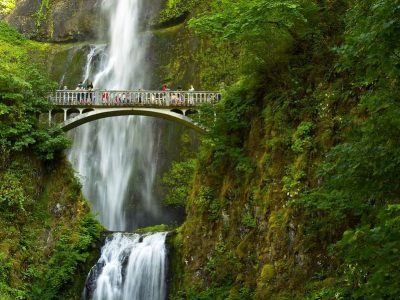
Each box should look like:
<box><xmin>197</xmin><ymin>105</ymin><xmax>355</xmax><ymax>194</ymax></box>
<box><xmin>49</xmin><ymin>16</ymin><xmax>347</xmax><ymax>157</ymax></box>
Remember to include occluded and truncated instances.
<box><xmin>235</xmin><ymin>230</ymin><xmax>254</xmax><ymax>259</ymax></box>
<box><xmin>166</xmin><ymin>227</ymin><xmax>184</xmax><ymax>298</ymax></box>
<box><xmin>157</xmin><ymin>0</ymin><xmax>202</xmax><ymax>24</ymax></box>
<box><xmin>35</xmin><ymin>0</ymin><xmax>52</xmax><ymax>34</ymax></box>
<box><xmin>135</xmin><ymin>224</ymin><xmax>170</xmax><ymax>234</ymax></box>
<box><xmin>260</xmin><ymin>264</ymin><xmax>275</xmax><ymax>282</ymax></box>
<box><xmin>0</xmin><ymin>155</ymin><xmax>103</xmax><ymax>299</ymax></box>
<box><xmin>151</xmin><ymin>20</ymin><xmax>241</xmax><ymax>90</ymax></box>
<box><xmin>0</xmin><ymin>0</ymin><xmax>15</xmax><ymax>16</ymax></box>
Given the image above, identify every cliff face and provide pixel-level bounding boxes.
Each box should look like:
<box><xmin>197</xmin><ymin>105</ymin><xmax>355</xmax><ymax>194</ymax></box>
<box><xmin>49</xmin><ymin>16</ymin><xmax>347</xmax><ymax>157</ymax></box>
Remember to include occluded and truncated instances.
<box><xmin>5</xmin><ymin>0</ymin><xmax>165</xmax><ymax>42</ymax></box>
<box><xmin>4</xmin><ymin>0</ymin><xmax>225</xmax><ymax>90</ymax></box>
<box><xmin>5</xmin><ymin>0</ymin><xmax>100</xmax><ymax>41</ymax></box>
<box><xmin>0</xmin><ymin>152</ymin><xmax>103</xmax><ymax>299</ymax></box>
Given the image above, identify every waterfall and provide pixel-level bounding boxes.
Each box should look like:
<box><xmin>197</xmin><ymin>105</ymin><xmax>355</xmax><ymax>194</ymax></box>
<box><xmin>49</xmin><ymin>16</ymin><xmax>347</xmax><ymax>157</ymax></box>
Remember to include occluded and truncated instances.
<box><xmin>65</xmin><ymin>0</ymin><xmax>180</xmax><ymax>298</ymax></box>
<box><xmin>82</xmin><ymin>44</ymin><xmax>107</xmax><ymax>84</ymax></box>
<box><xmin>67</xmin><ymin>0</ymin><xmax>160</xmax><ymax>231</ymax></box>
<box><xmin>83</xmin><ymin>233</ymin><xmax>167</xmax><ymax>300</ymax></box>
<box><xmin>93</xmin><ymin>0</ymin><xmax>150</xmax><ymax>89</ymax></box>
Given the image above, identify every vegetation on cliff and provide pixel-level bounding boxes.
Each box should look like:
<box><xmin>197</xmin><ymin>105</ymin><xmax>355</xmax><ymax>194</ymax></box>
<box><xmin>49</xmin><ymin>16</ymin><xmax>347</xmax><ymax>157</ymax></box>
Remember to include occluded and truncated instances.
<box><xmin>164</xmin><ymin>0</ymin><xmax>400</xmax><ymax>299</ymax></box>
<box><xmin>0</xmin><ymin>0</ymin><xmax>14</xmax><ymax>16</ymax></box>
<box><xmin>0</xmin><ymin>21</ymin><xmax>103</xmax><ymax>299</ymax></box>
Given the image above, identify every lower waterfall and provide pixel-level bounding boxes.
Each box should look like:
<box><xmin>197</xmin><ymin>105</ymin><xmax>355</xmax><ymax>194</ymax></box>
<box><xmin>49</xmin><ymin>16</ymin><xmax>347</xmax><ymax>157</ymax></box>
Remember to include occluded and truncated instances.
<box><xmin>83</xmin><ymin>232</ymin><xmax>167</xmax><ymax>300</ymax></box>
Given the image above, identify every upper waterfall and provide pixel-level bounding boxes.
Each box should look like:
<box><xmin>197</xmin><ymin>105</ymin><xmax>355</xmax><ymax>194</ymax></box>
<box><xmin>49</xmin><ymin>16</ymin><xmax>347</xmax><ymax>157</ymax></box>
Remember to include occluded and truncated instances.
<box><xmin>66</xmin><ymin>0</ymin><xmax>186</xmax><ymax>231</ymax></box>
<box><xmin>94</xmin><ymin>0</ymin><xmax>150</xmax><ymax>89</ymax></box>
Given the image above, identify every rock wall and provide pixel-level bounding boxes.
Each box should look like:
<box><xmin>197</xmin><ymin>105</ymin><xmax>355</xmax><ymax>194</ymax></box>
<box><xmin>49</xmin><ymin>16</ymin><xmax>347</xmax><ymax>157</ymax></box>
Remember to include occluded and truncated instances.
<box><xmin>5</xmin><ymin>0</ymin><xmax>100</xmax><ymax>41</ymax></box>
<box><xmin>4</xmin><ymin>0</ymin><xmax>165</xmax><ymax>42</ymax></box>
<box><xmin>4</xmin><ymin>0</ymin><xmax>232</xmax><ymax>90</ymax></box>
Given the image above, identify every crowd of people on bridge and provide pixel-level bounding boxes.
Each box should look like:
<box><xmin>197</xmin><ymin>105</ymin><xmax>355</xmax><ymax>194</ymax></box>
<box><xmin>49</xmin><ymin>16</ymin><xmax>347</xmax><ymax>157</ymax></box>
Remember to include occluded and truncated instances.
<box><xmin>59</xmin><ymin>81</ymin><xmax>206</xmax><ymax>106</ymax></box>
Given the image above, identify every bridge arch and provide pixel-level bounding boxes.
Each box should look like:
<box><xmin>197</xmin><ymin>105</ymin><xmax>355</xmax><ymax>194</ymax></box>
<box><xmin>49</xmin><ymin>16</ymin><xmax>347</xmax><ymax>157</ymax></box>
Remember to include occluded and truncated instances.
<box><xmin>48</xmin><ymin>90</ymin><xmax>220</xmax><ymax>133</ymax></box>
<box><xmin>170</xmin><ymin>109</ymin><xmax>184</xmax><ymax>115</ymax></box>
<box><xmin>60</xmin><ymin>108</ymin><xmax>206</xmax><ymax>133</ymax></box>
<box><xmin>185</xmin><ymin>109</ymin><xmax>198</xmax><ymax>117</ymax></box>
<box><xmin>82</xmin><ymin>108</ymin><xmax>95</xmax><ymax>114</ymax></box>
<box><xmin>67</xmin><ymin>108</ymin><xmax>80</xmax><ymax>120</ymax></box>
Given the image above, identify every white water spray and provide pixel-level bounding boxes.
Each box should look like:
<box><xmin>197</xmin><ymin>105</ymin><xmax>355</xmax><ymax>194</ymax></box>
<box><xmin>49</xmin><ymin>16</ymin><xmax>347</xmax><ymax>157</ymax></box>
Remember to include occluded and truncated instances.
<box><xmin>94</xmin><ymin>0</ymin><xmax>150</xmax><ymax>89</ymax></box>
<box><xmin>83</xmin><ymin>44</ymin><xmax>107</xmax><ymax>83</ymax></box>
<box><xmin>83</xmin><ymin>233</ymin><xmax>167</xmax><ymax>300</ymax></box>
<box><xmin>67</xmin><ymin>0</ymin><xmax>159</xmax><ymax>231</ymax></box>
<box><xmin>67</xmin><ymin>1</ymin><xmax>171</xmax><ymax>298</ymax></box>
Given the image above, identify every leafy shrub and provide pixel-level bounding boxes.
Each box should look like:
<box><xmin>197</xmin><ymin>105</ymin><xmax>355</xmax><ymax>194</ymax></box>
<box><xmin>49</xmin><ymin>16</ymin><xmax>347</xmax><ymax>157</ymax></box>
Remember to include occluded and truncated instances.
<box><xmin>291</xmin><ymin>121</ymin><xmax>314</xmax><ymax>153</ymax></box>
<box><xmin>241</xmin><ymin>211</ymin><xmax>257</xmax><ymax>229</ymax></box>
<box><xmin>0</xmin><ymin>21</ymin><xmax>69</xmax><ymax>162</ymax></box>
<box><xmin>162</xmin><ymin>159</ymin><xmax>196</xmax><ymax>206</ymax></box>
<box><xmin>334</xmin><ymin>205</ymin><xmax>400</xmax><ymax>299</ymax></box>
<box><xmin>0</xmin><ymin>169</ymin><xmax>30</xmax><ymax>213</ymax></box>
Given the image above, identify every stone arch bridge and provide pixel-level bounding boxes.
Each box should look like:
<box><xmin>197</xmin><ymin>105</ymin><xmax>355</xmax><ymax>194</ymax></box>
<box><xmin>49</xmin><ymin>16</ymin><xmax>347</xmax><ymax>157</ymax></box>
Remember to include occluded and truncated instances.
<box><xmin>48</xmin><ymin>90</ymin><xmax>221</xmax><ymax>132</ymax></box>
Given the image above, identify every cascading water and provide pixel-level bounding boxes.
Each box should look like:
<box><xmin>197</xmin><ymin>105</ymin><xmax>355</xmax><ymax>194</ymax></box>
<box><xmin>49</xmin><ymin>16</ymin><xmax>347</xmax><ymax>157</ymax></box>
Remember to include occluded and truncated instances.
<box><xmin>66</xmin><ymin>0</ymin><xmax>184</xmax><ymax>298</ymax></box>
<box><xmin>82</xmin><ymin>44</ymin><xmax>107</xmax><ymax>84</ymax></box>
<box><xmin>67</xmin><ymin>0</ymin><xmax>167</xmax><ymax>231</ymax></box>
<box><xmin>83</xmin><ymin>233</ymin><xmax>167</xmax><ymax>300</ymax></box>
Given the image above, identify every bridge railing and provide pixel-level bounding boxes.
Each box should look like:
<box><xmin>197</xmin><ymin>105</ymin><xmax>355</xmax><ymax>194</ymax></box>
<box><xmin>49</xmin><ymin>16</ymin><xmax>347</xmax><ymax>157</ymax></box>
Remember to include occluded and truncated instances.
<box><xmin>49</xmin><ymin>90</ymin><xmax>221</xmax><ymax>107</ymax></box>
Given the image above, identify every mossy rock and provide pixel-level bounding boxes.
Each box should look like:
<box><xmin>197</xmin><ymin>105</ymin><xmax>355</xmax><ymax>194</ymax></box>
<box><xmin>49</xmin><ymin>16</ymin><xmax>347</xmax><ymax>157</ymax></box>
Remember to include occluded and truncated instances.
<box><xmin>260</xmin><ymin>263</ymin><xmax>274</xmax><ymax>282</ymax></box>
<box><xmin>235</xmin><ymin>230</ymin><xmax>254</xmax><ymax>258</ymax></box>
<box><xmin>135</xmin><ymin>224</ymin><xmax>170</xmax><ymax>234</ymax></box>
<box><xmin>5</xmin><ymin>0</ymin><xmax>101</xmax><ymax>42</ymax></box>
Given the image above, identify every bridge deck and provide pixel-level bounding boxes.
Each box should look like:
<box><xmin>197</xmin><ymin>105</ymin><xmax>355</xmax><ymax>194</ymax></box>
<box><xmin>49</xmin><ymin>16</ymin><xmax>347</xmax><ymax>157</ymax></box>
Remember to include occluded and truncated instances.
<box><xmin>49</xmin><ymin>90</ymin><xmax>221</xmax><ymax>108</ymax></box>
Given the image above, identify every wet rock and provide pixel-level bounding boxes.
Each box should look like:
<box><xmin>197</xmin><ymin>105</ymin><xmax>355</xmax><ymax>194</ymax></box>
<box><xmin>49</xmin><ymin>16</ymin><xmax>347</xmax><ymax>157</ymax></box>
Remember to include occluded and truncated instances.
<box><xmin>5</xmin><ymin>0</ymin><xmax>101</xmax><ymax>42</ymax></box>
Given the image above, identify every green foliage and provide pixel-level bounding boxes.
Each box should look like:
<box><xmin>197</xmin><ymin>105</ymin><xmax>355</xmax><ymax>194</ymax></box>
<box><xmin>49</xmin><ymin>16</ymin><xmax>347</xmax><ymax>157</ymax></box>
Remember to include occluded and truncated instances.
<box><xmin>31</xmin><ymin>214</ymin><xmax>102</xmax><ymax>299</ymax></box>
<box><xmin>176</xmin><ymin>0</ymin><xmax>400</xmax><ymax>298</ymax></box>
<box><xmin>0</xmin><ymin>252</ymin><xmax>12</xmax><ymax>283</ymax></box>
<box><xmin>334</xmin><ymin>205</ymin><xmax>400</xmax><ymax>299</ymax></box>
<box><xmin>291</xmin><ymin>121</ymin><xmax>314</xmax><ymax>153</ymax></box>
<box><xmin>162</xmin><ymin>159</ymin><xmax>196</xmax><ymax>206</ymax></box>
<box><xmin>189</xmin><ymin>0</ymin><xmax>307</xmax><ymax>42</ymax></box>
<box><xmin>158</xmin><ymin>0</ymin><xmax>201</xmax><ymax>23</ymax></box>
<box><xmin>0</xmin><ymin>169</ymin><xmax>29</xmax><ymax>213</ymax></box>
<box><xmin>35</xmin><ymin>0</ymin><xmax>51</xmax><ymax>30</ymax></box>
<box><xmin>0</xmin><ymin>151</ymin><xmax>102</xmax><ymax>299</ymax></box>
<box><xmin>241</xmin><ymin>211</ymin><xmax>257</xmax><ymax>229</ymax></box>
<box><xmin>32</xmin><ymin>127</ymin><xmax>71</xmax><ymax>160</ymax></box>
<box><xmin>197</xmin><ymin>80</ymin><xmax>258</xmax><ymax>173</ymax></box>
<box><xmin>135</xmin><ymin>224</ymin><xmax>170</xmax><ymax>234</ymax></box>
<box><xmin>0</xmin><ymin>159</ymin><xmax>42</xmax><ymax>218</ymax></box>
<box><xmin>194</xmin><ymin>185</ymin><xmax>221</xmax><ymax>220</ymax></box>
<box><xmin>0</xmin><ymin>20</ymin><xmax>24</xmax><ymax>44</ymax></box>
<box><xmin>0</xmin><ymin>0</ymin><xmax>15</xmax><ymax>16</ymax></box>
<box><xmin>176</xmin><ymin>285</ymin><xmax>231</xmax><ymax>300</ymax></box>
<box><xmin>296</xmin><ymin>1</ymin><xmax>400</xmax><ymax>298</ymax></box>
<box><xmin>336</xmin><ymin>0</ymin><xmax>400</xmax><ymax>84</ymax></box>
<box><xmin>205</xmin><ymin>240</ymin><xmax>240</xmax><ymax>284</ymax></box>
<box><xmin>189</xmin><ymin>0</ymin><xmax>312</xmax><ymax>72</ymax></box>
<box><xmin>0</xmin><ymin>21</ymin><xmax>70</xmax><ymax>163</ymax></box>
<box><xmin>300</xmin><ymin>0</ymin><xmax>400</xmax><ymax>219</ymax></box>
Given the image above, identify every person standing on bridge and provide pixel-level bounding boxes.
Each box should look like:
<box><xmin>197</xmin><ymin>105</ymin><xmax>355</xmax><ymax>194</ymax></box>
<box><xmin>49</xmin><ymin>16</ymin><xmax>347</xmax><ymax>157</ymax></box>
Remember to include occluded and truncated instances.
<box><xmin>115</xmin><ymin>93</ymin><xmax>121</xmax><ymax>105</ymax></box>
<box><xmin>188</xmin><ymin>85</ymin><xmax>195</xmax><ymax>105</ymax></box>
<box><xmin>87</xmin><ymin>81</ymin><xmax>94</xmax><ymax>104</ymax></box>
<box><xmin>102</xmin><ymin>90</ymin><xmax>109</xmax><ymax>105</ymax></box>
<box><xmin>161</xmin><ymin>84</ymin><xmax>170</xmax><ymax>105</ymax></box>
